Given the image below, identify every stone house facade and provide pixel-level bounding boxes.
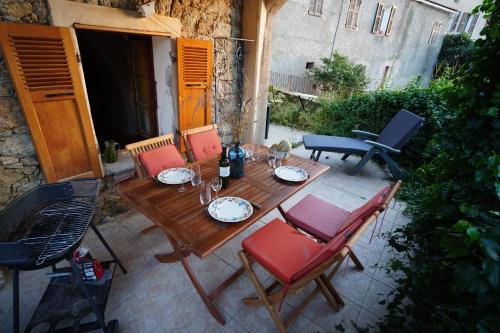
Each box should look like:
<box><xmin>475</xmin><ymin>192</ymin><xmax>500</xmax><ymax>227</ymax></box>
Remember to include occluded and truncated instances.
<box><xmin>270</xmin><ymin>0</ymin><xmax>486</xmax><ymax>91</ymax></box>
<box><xmin>0</xmin><ymin>0</ymin><xmax>287</xmax><ymax>216</ymax></box>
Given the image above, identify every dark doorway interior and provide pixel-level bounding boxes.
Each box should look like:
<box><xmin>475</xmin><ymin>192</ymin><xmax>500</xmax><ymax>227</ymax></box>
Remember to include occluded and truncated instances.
<box><xmin>76</xmin><ymin>29</ymin><xmax>158</xmax><ymax>150</ymax></box>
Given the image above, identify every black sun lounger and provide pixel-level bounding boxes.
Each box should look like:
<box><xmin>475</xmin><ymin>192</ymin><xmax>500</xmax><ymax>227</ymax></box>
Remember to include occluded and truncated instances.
<box><xmin>303</xmin><ymin>109</ymin><xmax>424</xmax><ymax>179</ymax></box>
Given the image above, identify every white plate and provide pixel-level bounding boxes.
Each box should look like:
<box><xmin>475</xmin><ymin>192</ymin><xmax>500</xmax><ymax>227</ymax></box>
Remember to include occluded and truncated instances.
<box><xmin>157</xmin><ymin>168</ymin><xmax>193</xmax><ymax>185</ymax></box>
<box><xmin>208</xmin><ymin>197</ymin><xmax>253</xmax><ymax>223</ymax></box>
<box><xmin>274</xmin><ymin>166</ymin><xmax>308</xmax><ymax>182</ymax></box>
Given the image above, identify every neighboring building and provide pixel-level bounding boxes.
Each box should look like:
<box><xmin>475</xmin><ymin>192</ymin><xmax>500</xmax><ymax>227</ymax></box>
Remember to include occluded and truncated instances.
<box><xmin>271</xmin><ymin>0</ymin><xmax>486</xmax><ymax>91</ymax></box>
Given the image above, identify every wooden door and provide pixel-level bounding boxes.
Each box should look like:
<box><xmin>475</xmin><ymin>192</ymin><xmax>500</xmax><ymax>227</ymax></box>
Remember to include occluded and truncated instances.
<box><xmin>177</xmin><ymin>38</ymin><xmax>213</xmax><ymax>151</ymax></box>
<box><xmin>129</xmin><ymin>35</ymin><xmax>158</xmax><ymax>138</ymax></box>
<box><xmin>0</xmin><ymin>23</ymin><xmax>103</xmax><ymax>183</ymax></box>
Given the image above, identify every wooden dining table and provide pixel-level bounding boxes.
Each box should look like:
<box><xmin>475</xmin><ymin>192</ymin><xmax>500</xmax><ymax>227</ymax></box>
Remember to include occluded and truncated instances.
<box><xmin>117</xmin><ymin>145</ymin><xmax>330</xmax><ymax>325</ymax></box>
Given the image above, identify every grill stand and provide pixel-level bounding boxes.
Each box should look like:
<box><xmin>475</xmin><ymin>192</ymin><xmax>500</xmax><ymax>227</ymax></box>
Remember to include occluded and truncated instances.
<box><xmin>11</xmin><ymin>222</ymin><xmax>126</xmax><ymax>333</ymax></box>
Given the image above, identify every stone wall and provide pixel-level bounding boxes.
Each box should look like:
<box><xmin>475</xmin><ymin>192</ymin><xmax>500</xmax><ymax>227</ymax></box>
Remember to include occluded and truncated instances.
<box><xmin>0</xmin><ymin>0</ymin><xmax>242</xmax><ymax>210</ymax></box>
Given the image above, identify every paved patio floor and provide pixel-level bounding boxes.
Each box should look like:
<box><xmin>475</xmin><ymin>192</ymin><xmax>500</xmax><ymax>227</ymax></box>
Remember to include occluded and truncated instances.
<box><xmin>0</xmin><ymin>125</ymin><xmax>410</xmax><ymax>333</ymax></box>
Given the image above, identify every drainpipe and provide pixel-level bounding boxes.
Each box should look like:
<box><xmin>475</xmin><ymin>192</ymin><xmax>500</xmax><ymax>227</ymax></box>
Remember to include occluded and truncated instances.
<box><xmin>413</xmin><ymin>0</ymin><xmax>458</xmax><ymax>14</ymax></box>
<box><xmin>330</xmin><ymin>0</ymin><xmax>346</xmax><ymax>58</ymax></box>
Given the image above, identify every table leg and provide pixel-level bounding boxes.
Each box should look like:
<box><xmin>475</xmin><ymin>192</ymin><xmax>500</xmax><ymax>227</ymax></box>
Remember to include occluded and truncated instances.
<box><xmin>180</xmin><ymin>255</ymin><xmax>226</xmax><ymax>324</ymax></box>
<box><xmin>158</xmin><ymin>234</ymin><xmax>245</xmax><ymax>325</ymax></box>
<box><xmin>154</xmin><ymin>235</ymin><xmax>190</xmax><ymax>263</ymax></box>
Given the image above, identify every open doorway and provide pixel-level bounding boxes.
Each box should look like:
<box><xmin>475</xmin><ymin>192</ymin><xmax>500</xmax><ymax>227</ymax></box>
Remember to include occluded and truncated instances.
<box><xmin>76</xmin><ymin>29</ymin><xmax>158</xmax><ymax>150</ymax></box>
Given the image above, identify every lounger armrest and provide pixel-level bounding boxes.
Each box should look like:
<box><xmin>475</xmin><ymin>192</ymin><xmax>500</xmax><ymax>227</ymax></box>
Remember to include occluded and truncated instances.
<box><xmin>352</xmin><ymin>130</ymin><xmax>379</xmax><ymax>139</ymax></box>
<box><xmin>364</xmin><ymin>140</ymin><xmax>401</xmax><ymax>154</ymax></box>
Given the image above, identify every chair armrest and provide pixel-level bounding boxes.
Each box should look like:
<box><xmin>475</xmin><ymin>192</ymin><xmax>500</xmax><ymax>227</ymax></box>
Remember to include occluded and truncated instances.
<box><xmin>364</xmin><ymin>140</ymin><xmax>401</xmax><ymax>154</ymax></box>
<box><xmin>352</xmin><ymin>130</ymin><xmax>379</xmax><ymax>139</ymax></box>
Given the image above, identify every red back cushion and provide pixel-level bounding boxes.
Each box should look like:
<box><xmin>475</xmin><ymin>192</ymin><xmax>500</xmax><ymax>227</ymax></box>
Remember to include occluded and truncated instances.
<box><xmin>138</xmin><ymin>145</ymin><xmax>185</xmax><ymax>177</ymax></box>
<box><xmin>337</xmin><ymin>186</ymin><xmax>390</xmax><ymax>234</ymax></box>
<box><xmin>187</xmin><ymin>129</ymin><xmax>222</xmax><ymax>161</ymax></box>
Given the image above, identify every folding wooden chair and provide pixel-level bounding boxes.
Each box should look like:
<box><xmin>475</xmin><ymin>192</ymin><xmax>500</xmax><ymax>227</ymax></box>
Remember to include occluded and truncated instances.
<box><xmin>180</xmin><ymin>124</ymin><xmax>222</xmax><ymax>162</ymax></box>
<box><xmin>278</xmin><ymin>181</ymin><xmax>402</xmax><ymax>270</ymax></box>
<box><xmin>125</xmin><ymin>133</ymin><xmax>185</xmax><ymax>236</ymax></box>
<box><xmin>239</xmin><ymin>211</ymin><xmax>380</xmax><ymax>333</ymax></box>
<box><xmin>125</xmin><ymin>133</ymin><xmax>183</xmax><ymax>179</ymax></box>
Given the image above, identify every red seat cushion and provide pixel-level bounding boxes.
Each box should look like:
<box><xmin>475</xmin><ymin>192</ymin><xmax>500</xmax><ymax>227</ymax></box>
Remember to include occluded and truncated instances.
<box><xmin>286</xmin><ymin>186</ymin><xmax>390</xmax><ymax>242</ymax></box>
<box><xmin>242</xmin><ymin>218</ymin><xmax>322</xmax><ymax>284</ymax></box>
<box><xmin>285</xmin><ymin>194</ymin><xmax>350</xmax><ymax>242</ymax></box>
<box><xmin>187</xmin><ymin>129</ymin><xmax>222</xmax><ymax>161</ymax></box>
<box><xmin>138</xmin><ymin>145</ymin><xmax>185</xmax><ymax>177</ymax></box>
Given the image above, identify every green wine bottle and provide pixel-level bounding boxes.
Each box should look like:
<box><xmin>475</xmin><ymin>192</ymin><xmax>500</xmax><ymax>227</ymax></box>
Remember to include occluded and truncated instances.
<box><xmin>219</xmin><ymin>146</ymin><xmax>230</xmax><ymax>188</ymax></box>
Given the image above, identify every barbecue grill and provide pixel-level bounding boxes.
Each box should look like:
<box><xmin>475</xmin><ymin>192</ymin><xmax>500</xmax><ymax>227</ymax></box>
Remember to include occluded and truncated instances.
<box><xmin>0</xmin><ymin>179</ymin><xmax>126</xmax><ymax>333</ymax></box>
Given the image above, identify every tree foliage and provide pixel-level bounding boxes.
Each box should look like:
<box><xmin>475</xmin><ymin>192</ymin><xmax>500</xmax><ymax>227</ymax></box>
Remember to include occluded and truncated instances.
<box><xmin>434</xmin><ymin>33</ymin><xmax>475</xmax><ymax>78</ymax></box>
<box><xmin>309</xmin><ymin>52</ymin><xmax>369</xmax><ymax>98</ymax></box>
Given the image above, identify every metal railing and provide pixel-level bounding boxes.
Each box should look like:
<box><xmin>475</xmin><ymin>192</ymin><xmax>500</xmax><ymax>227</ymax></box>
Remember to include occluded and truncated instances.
<box><xmin>269</xmin><ymin>71</ymin><xmax>320</xmax><ymax>96</ymax></box>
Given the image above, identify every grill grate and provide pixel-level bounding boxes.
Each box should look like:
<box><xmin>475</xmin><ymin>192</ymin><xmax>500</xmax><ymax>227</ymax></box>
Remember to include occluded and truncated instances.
<box><xmin>18</xmin><ymin>200</ymin><xmax>95</xmax><ymax>265</ymax></box>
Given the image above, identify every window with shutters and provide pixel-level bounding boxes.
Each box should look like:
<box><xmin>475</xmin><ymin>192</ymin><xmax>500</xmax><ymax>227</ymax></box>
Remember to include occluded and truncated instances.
<box><xmin>381</xmin><ymin>65</ymin><xmax>391</xmax><ymax>87</ymax></box>
<box><xmin>457</xmin><ymin>12</ymin><xmax>470</xmax><ymax>32</ymax></box>
<box><xmin>449</xmin><ymin>12</ymin><xmax>460</xmax><ymax>31</ymax></box>
<box><xmin>345</xmin><ymin>0</ymin><xmax>362</xmax><ymax>29</ymax></box>
<box><xmin>371</xmin><ymin>3</ymin><xmax>395</xmax><ymax>36</ymax></box>
<box><xmin>372</xmin><ymin>3</ymin><xmax>384</xmax><ymax>34</ymax></box>
<box><xmin>428</xmin><ymin>21</ymin><xmax>442</xmax><ymax>44</ymax></box>
<box><xmin>467</xmin><ymin>14</ymin><xmax>479</xmax><ymax>34</ymax></box>
<box><xmin>308</xmin><ymin>0</ymin><xmax>323</xmax><ymax>17</ymax></box>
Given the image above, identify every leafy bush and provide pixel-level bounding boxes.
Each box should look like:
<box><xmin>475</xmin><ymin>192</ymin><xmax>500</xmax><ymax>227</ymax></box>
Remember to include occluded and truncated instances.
<box><xmin>270</xmin><ymin>80</ymin><xmax>450</xmax><ymax>171</ymax></box>
<box><xmin>378</xmin><ymin>1</ymin><xmax>500</xmax><ymax>332</ymax></box>
<box><xmin>309</xmin><ymin>52</ymin><xmax>369</xmax><ymax>98</ymax></box>
<box><xmin>435</xmin><ymin>33</ymin><xmax>475</xmax><ymax>78</ymax></box>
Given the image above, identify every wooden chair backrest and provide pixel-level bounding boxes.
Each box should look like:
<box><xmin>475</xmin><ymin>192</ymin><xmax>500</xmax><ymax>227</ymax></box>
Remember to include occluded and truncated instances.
<box><xmin>291</xmin><ymin>211</ymin><xmax>380</xmax><ymax>289</ymax></box>
<box><xmin>180</xmin><ymin>124</ymin><xmax>218</xmax><ymax>162</ymax></box>
<box><xmin>125</xmin><ymin>133</ymin><xmax>176</xmax><ymax>179</ymax></box>
<box><xmin>381</xmin><ymin>180</ymin><xmax>402</xmax><ymax>210</ymax></box>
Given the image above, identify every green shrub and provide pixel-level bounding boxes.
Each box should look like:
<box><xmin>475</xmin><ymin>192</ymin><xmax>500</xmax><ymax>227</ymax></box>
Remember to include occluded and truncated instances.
<box><xmin>309</xmin><ymin>52</ymin><xmax>369</xmax><ymax>98</ymax></box>
<box><xmin>435</xmin><ymin>33</ymin><xmax>475</xmax><ymax>78</ymax></box>
<box><xmin>378</xmin><ymin>1</ymin><xmax>500</xmax><ymax>332</ymax></box>
<box><xmin>270</xmin><ymin>80</ymin><xmax>450</xmax><ymax>172</ymax></box>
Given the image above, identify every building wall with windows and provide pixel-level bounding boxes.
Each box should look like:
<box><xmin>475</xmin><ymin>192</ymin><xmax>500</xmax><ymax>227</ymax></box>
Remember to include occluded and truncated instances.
<box><xmin>271</xmin><ymin>0</ymin><xmax>484</xmax><ymax>91</ymax></box>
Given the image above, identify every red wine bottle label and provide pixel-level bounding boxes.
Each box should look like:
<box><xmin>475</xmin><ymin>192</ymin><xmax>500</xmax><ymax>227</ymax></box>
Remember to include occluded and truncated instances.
<box><xmin>220</xmin><ymin>166</ymin><xmax>230</xmax><ymax>177</ymax></box>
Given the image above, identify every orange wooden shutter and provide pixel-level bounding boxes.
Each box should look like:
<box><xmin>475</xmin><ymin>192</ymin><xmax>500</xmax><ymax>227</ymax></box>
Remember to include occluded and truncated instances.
<box><xmin>0</xmin><ymin>23</ymin><xmax>103</xmax><ymax>183</ymax></box>
<box><xmin>176</xmin><ymin>38</ymin><xmax>213</xmax><ymax>151</ymax></box>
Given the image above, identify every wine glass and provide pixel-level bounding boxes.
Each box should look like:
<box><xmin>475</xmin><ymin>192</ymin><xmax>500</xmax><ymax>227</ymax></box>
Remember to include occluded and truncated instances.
<box><xmin>191</xmin><ymin>164</ymin><xmax>201</xmax><ymax>187</ymax></box>
<box><xmin>252</xmin><ymin>143</ymin><xmax>260</xmax><ymax>162</ymax></box>
<box><xmin>267</xmin><ymin>152</ymin><xmax>276</xmax><ymax>173</ymax></box>
<box><xmin>199</xmin><ymin>181</ymin><xmax>212</xmax><ymax>206</ymax></box>
<box><xmin>178</xmin><ymin>173</ymin><xmax>187</xmax><ymax>193</ymax></box>
<box><xmin>211</xmin><ymin>177</ymin><xmax>222</xmax><ymax>199</ymax></box>
<box><xmin>245</xmin><ymin>145</ymin><xmax>254</xmax><ymax>163</ymax></box>
<box><xmin>275</xmin><ymin>154</ymin><xmax>283</xmax><ymax>168</ymax></box>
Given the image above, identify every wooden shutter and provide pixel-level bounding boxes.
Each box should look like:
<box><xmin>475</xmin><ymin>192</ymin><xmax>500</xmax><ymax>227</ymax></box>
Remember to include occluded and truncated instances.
<box><xmin>428</xmin><ymin>21</ymin><xmax>442</xmax><ymax>44</ymax></box>
<box><xmin>0</xmin><ymin>23</ymin><xmax>103</xmax><ymax>183</ymax></box>
<box><xmin>308</xmin><ymin>0</ymin><xmax>323</xmax><ymax>16</ymax></box>
<box><xmin>345</xmin><ymin>0</ymin><xmax>355</xmax><ymax>28</ymax></box>
<box><xmin>177</xmin><ymin>38</ymin><xmax>213</xmax><ymax>151</ymax></box>
<box><xmin>467</xmin><ymin>14</ymin><xmax>479</xmax><ymax>34</ymax></box>
<box><xmin>346</xmin><ymin>0</ymin><xmax>362</xmax><ymax>29</ymax></box>
<box><xmin>352</xmin><ymin>0</ymin><xmax>362</xmax><ymax>29</ymax></box>
<box><xmin>450</xmin><ymin>13</ymin><xmax>460</xmax><ymax>32</ymax></box>
<box><xmin>385</xmin><ymin>6</ymin><xmax>397</xmax><ymax>35</ymax></box>
<box><xmin>372</xmin><ymin>3</ymin><xmax>384</xmax><ymax>34</ymax></box>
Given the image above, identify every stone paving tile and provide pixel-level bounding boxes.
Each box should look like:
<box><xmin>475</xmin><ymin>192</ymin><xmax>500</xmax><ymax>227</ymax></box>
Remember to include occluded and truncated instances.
<box><xmin>362</xmin><ymin>279</ymin><xmax>395</xmax><ymax>319</ymax></box>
